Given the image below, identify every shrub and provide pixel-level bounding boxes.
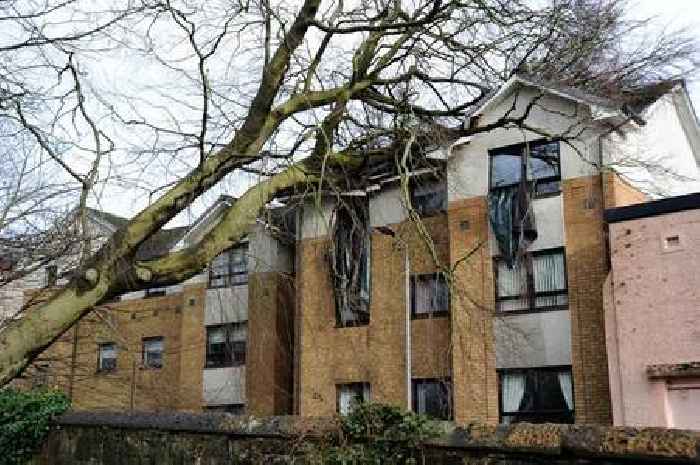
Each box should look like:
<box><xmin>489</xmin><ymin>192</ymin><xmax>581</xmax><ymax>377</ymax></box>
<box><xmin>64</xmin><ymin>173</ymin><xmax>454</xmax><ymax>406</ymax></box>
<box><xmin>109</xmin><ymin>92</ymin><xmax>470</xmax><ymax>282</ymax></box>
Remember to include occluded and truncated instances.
<box><xmin>0</xmin><ymin>388</ymin><xmax>70</xmax><ymax>465</ymax></box>
<box><xmin>306</xmin><ymin>403</ymin><xmax>440</xmax><ymax>465</ymax></box>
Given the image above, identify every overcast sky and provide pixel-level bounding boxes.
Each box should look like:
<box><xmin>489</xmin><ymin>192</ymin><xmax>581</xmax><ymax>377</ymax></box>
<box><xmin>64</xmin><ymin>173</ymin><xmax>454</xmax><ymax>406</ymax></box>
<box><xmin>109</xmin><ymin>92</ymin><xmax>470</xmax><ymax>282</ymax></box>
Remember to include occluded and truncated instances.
<box><xmin>633</xmin><ymin>0</ymin><xmax>700</xmax><ymax>106</ymax></box>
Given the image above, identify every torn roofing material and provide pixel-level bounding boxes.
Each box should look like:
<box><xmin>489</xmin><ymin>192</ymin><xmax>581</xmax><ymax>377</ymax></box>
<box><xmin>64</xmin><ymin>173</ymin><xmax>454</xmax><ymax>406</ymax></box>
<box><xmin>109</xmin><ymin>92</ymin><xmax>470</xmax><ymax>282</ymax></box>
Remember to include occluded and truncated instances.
<box><xmin>470</xmin><ymin>73</ymin><xmax>686</xmax><ymax>121</ymax></box>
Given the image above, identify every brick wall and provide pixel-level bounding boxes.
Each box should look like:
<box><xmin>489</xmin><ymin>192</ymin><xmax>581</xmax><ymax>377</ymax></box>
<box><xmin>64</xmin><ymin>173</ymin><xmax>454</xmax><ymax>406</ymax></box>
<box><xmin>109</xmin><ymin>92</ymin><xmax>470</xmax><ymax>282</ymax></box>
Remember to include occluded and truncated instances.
<box><xmin>447</xmin><ymin>196</ymin><xmax>499</xmax><ymax>424</ymax></box>
<box><xmin>562</xmin><ymin>175</ymin><xmax>612</xmax><ymax>424</ymax></box>
<box><xmin>246</xmin><ymin>271</ymin><xmax>295</xmax><ymax>416</ymax></box>
<box><xmin>20</xmin><ymin>285</ymin><xmax>208</xmax><ymax>412</ymax></box>
<box><xmin>294</xmin><ymin>214</ymin><xmax>451</xmax><ymax>416</ymax></box>
<box><xmin>603</xmin><ymin>172</ymin><xmax>648</xmax><ymax>209</ymax></box>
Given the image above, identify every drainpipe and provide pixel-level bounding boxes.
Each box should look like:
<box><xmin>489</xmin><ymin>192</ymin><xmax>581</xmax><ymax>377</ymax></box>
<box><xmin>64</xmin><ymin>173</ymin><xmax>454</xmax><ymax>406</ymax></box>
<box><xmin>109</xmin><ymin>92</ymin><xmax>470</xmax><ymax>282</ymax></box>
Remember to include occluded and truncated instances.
<box><xmin>374</xmin><ymin>226</ymin><xmax>411</xmax><ymax>410</ymax></box>
<box><xmin>404</xmin><ymin>245</ymin><xmax>411</xmax><ymax>411</ymax></box>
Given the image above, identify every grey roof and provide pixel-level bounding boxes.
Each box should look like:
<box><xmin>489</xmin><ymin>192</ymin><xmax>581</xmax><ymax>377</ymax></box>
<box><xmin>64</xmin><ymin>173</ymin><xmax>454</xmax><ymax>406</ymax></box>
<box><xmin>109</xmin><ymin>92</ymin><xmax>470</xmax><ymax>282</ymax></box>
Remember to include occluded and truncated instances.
<box><xmin>86</xmin><ymin>208</ymin><xmax>189</xmax><ymax>260</ymax></box>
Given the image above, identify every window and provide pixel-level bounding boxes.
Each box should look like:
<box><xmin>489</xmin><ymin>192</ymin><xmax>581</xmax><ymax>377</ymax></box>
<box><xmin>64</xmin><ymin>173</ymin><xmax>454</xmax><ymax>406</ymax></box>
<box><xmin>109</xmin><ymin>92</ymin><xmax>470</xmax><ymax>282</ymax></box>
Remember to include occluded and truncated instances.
<box><xmin>205</xmin><ymin>323</ymin><xmax>247</xmax><ymax>368</ymax></box>
<box><xmin>337</xmin><ymin>382</ymin><xmax>370</xmax><ymax>415</ymax></box>
<box><xmin>490</xmin><ymin>140</ymin><xmax>560</xmax><ymax>196</ymax></box>
<box><xmin>205</xmin><ymin>404</ymin><xmax>245</xmax><ymax>415</ymax></box>
<box><xmin>412</xmin><ymin>378</ymin><xmax>452</xmax><ymax>420</ymax></box>
<box><xmin>499</xmin><ymin>367</ymin><xmax>574</xmax><ymax>424</ymax></box>
<box><xmin>209</xmin><ymin>243</ymin><xmax>248</xmax><ymax>288</ymax></box>
<box><xmin>144</xmin><ymin>287</ymin><xmax>166</xmax><ymax>298</ymax></box>
<box><xmin>411</xmin><ymin>273</ymin><xmax>449</xmax><ymax>317</ymax></box>
<box><xmin>142</xmin><ymin>337</ymin><xmax>164</xmax><ymax>369</ymax></box>
<box><xmin>332</xmin><ymin>199</ymin><xmax>371</xmax><ymax>327</ymax></box>
<box><xmin>98</xmin><ymin>342</ymin><xmax>117</xmax><ymax>372</ymax></box>
<box><xmin>495</xmin><ymin>248</ymin><xmax>568</xmax><ymax>313</ymax></box>
<box><xmin>410</xmin><ymin>180</ymin><xmax>446</xmax><ymax>217</ymax></box>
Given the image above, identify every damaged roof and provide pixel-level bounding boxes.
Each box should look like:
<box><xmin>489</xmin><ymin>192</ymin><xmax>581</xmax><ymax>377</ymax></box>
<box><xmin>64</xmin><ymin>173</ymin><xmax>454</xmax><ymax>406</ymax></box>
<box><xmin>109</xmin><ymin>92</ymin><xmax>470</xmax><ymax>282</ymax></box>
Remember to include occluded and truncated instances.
<box><xmin>471</xmin><ymin>73</ymin><xmax>685</xmax><ymax>121</ymax></box>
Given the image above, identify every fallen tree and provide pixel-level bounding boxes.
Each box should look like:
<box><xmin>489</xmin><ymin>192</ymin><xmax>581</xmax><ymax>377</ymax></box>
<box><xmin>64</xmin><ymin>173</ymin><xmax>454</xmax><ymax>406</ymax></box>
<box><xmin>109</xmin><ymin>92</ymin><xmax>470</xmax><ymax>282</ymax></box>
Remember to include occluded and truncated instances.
<box><xmin>0</xmin><ymin>0</ymin><xmax>696</xmax><ymax>385</ymax></box>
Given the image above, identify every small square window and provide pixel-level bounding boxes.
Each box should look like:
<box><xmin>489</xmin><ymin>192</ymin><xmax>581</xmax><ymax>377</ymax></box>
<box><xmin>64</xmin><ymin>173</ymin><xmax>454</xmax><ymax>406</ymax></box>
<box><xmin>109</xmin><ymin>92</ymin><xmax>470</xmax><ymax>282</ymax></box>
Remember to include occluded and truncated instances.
<box><xmin>499</xmin><ymin>367</ymin><xmax>574</xmax><ymax>424</ymax></box>
<box><xmin>412</xmin><ymin>378</ymin><xmax>452</xmax><ymax>420</ymax></box>
<box><xmin>142</xmin><ymin>337</ymin><xmax>164</xmax><ymax>369</ymax></box>
<box><xmin>495</xmin><ymin>248</ymin><xmax>568</xmax><ymax>313</ymax></box>
<box><xmin>337</xmin><ymin>382</ymin><xmax>371</xmax><ymax>415</ymax></box>
<box><xmin>410</xmin><ymin>181</ymin><xmax>446</xmax><ymax>217</ymax></box>
<box><xmin>98</xmin><ymin>342</ymin><xmax>117</xmax><ymax>372</ymax></box>
<box><xmin>206</xmin><ymin>323</ymin><xmax>247</xmax><ymax>368</ymax></box>
<box><xmin>411</xmin><ymin>273</ymin><xmax>449</xmax><ymax>317</ymax></box>
<box><xmin>209</xmin><ymin>243</ymin><xmax>249</xmax><ymax>288</ymax></box>
<box><xmin>490</xmin><ymin>140</ymin><xmax>561</xmax><ymax>197</ymax></box>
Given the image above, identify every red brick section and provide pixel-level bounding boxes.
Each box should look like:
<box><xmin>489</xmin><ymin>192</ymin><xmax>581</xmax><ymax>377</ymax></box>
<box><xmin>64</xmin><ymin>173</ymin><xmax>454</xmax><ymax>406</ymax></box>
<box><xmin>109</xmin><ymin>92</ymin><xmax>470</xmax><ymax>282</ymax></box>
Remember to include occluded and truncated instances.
<box><xmin>562</xmin><ymin>175</ymin><xmax>612</xmax><ymax>424</ymax></box>
<box><xmin>447</xmin><ymin>197</ymin><xmax>499</xmax><ymax>424</ymax></box>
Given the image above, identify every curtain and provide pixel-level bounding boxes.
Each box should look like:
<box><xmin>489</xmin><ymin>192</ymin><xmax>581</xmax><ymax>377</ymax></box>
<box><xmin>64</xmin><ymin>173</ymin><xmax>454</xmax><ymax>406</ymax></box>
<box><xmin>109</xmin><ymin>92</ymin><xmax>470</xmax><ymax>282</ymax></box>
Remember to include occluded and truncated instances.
<box><xmin>414</xmin><ymin>277</ymin><xmax>432</xmax><ymax>314</ymax></box>
<box><xmin>501</xmin><ymin>373</ymin><xmax>526</xmax><ymax>413</ymax></box>
<box><xmin>533</xmin><ymin>252</ymin><xmax>567</xmax><ymax>307</ymax></box>
<box><xmin>338</xmin><ymin>388</ymin><xmax>353</xmax><ymax>416</ymax></box>
<box><xmin>558</xmin><ymin>371</ymin><xmax>574</xmax><ymax>411</ymax></box>
<box><xmin>496</xmin><ymin>261</ymin><xmax>528</xmax><ymax>311</ymax></box>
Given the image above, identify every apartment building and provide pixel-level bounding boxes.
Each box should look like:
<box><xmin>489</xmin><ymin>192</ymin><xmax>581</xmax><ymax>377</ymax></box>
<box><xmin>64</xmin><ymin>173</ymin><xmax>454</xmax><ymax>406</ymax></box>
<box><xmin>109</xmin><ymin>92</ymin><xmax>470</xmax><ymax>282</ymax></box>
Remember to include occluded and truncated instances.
<box><xmin>294</xmin><ymin>75</ymin><xmax>700</xmax><ymax>425</ymax></box>
<box><xmin>605</xmin><ymin>193</ymin><xmax>700</xmax><ymax>429</ymax></box>
<box><xmin>13</xmin><ymin>199</ymin><xmax>296</xmax><ymax>416</ymax></box>
<box><xmin>10</xmin><ymin>74</ymin><xmax>700</xmax><ymax>424</ymax></box>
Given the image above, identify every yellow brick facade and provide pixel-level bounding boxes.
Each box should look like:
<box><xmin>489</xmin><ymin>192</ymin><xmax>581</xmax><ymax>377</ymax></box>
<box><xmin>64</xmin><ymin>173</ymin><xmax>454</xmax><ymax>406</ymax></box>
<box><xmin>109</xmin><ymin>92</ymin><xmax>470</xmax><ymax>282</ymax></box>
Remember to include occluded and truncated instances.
<box><xmin>25</xmin><ymin>173</ymin><xmax>643</xmax><ymax>424</ymax></box>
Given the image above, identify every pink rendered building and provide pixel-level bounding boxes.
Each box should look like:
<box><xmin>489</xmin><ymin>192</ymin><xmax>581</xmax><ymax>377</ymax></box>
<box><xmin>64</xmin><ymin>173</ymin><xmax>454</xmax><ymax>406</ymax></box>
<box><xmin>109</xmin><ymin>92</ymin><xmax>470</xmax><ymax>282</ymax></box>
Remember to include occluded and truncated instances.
<box><xmin>605</xmin><ymin>193</ymin><xmax>700</xmax><ymax>429</ymax></box>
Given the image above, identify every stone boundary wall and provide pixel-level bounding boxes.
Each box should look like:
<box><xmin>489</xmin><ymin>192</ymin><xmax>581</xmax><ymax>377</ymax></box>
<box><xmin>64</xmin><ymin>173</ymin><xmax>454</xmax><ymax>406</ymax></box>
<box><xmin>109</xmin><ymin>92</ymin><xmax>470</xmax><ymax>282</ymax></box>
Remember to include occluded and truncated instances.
<box><xmin>35</xmin><ymin>411</ymin><xmax>700</xmax><ymax>464</ymax></box>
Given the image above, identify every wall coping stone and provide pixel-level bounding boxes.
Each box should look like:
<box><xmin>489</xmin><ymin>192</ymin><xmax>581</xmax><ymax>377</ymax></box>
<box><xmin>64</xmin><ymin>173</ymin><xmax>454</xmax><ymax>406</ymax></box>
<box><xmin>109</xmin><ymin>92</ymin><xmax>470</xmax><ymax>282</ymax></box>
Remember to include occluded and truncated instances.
<box><xmin>54</xmin><ymin>411</ymin><xmax>700</xmax><ymax>462</ymax></box>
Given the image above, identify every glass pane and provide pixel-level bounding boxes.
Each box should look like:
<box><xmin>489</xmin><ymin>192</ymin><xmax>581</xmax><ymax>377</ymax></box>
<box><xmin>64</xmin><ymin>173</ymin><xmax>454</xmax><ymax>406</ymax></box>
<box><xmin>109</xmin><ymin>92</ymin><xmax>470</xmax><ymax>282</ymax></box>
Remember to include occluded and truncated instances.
<box><xmin>230</xmin><ymin>246</ymin><xmax>248</xmax><ymax>274</ymax></box>
<box><xmin>208</xmin><ymin>327</ymin><xmax>225</xmax><ymax>344</ymax></box>
<box><xmin>433</xmin><ymin>275</ymin><xmax>449</xmax><ymax>312</ymax></box>
<box><xmin>532</xmin><ymin>252</ymin><xmax>566</xmax><ymax>293</ymax></box>
<box><xmin>229</xmin><ymin>323</ymin><xmax>247</xmax><ymax>342</ymax></box>
<box><xmin>211</xmin><ymin>253</ymin><xmax>229</xmax><ymax>274</ymax></box>
<box><xmin>534</xmin><ymin>294</ymin><xmax>568</xmax><ymax>308</ymax></box>
<box><xmin>413</xmin><ymin>277</ymin><xmax>433</xmax><ymax>314</ymax></box>
<box><xmin>415</xmin><ymin>380</ymin><xmax>451</xmax><ymax>420</ymax></box>
<box><xmin>497</xmin><ymin>261</ymin><xmax>526</xmax><ymax>298</ymax></box>
<box><xmin>491</xmin><ymin>151</ymin><xmax>523</xmax><ymax>188</ymax></box>
<box><xmin>411</xmin><ymin>183</ymin><xmax>446</xmax><ymax>216</ymax></box>
<box><xmin>527</xmin><ymin>142</ymin><xmax>559</xmax><ymax>181</ymax></box>
<box><xmin>535</xmin><ymin>370</ymin><xmax>568</xmax><ymax>411</ymax></box>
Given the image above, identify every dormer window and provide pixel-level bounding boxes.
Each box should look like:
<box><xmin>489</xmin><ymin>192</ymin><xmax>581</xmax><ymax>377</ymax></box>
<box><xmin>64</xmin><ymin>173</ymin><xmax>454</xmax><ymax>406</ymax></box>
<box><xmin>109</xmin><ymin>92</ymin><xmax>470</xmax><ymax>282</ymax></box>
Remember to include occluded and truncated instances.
<box><xmin>490</xmin><ymin>140</ymin><xmax>560</xmax><ymax>197</ymax></box>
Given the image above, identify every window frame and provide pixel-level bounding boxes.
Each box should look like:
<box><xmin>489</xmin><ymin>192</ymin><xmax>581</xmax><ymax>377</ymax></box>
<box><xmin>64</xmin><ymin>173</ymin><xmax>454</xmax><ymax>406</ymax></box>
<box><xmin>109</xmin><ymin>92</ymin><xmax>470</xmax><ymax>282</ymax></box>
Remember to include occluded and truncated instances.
<box><xmin>333</xmin><ymin>199</ymin><xmax>371</xmax><ymax>329</ymax></box>
<box><xmin>141</xmin><ymin>336</ymin><xmax>164</xmax><ymax>369</ymax></box>
<box><xmin>208</xmin><ymin>243</ymin><xmax>249</xmax><ymax>289</ymax></box>
<box><xmin>205</xmin><ymin>404</ymin><xmax>245</xmax><ymax>415</ymax></box>
<box><xmin>97</xmin><ymin>342</ymin><xmax>117</xmax><ymax>373</ymax></box>
<box><xmin>410</xmin><ymin>272</ymin><xmax>450</xmax><ymax>319</ymax></box>
<box><xmin>409</xmin><ymin>179</ymin><xmax>447</xmax><ymax>217</ymax></box>
<box><xmin>498</xmin><ymin>366</ymin><xmax>575</xmax><ymax>424</ymax></box>
<box><xmin>336</xmin><ymin>382</ymin><xmax>371</xmax><ymax>415</ymax></box>
<box><xmin>494</xmin><ymin>247</ymin><xmax>569</xmax><ymax>315</ymax></box>
<box><xmin>411</xmin><ymin>377</ymin><xmax>453</xmax><ymax>421</ymax></box>
<box><xmin>488</xmin><ymin>139</ymin><xmax>561</xmax><ymax>198</ymax></box>
<box><xmin>205</xmin><ymin>322</ymin><xmax>247</xmax><ymax>369</ymax></box>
